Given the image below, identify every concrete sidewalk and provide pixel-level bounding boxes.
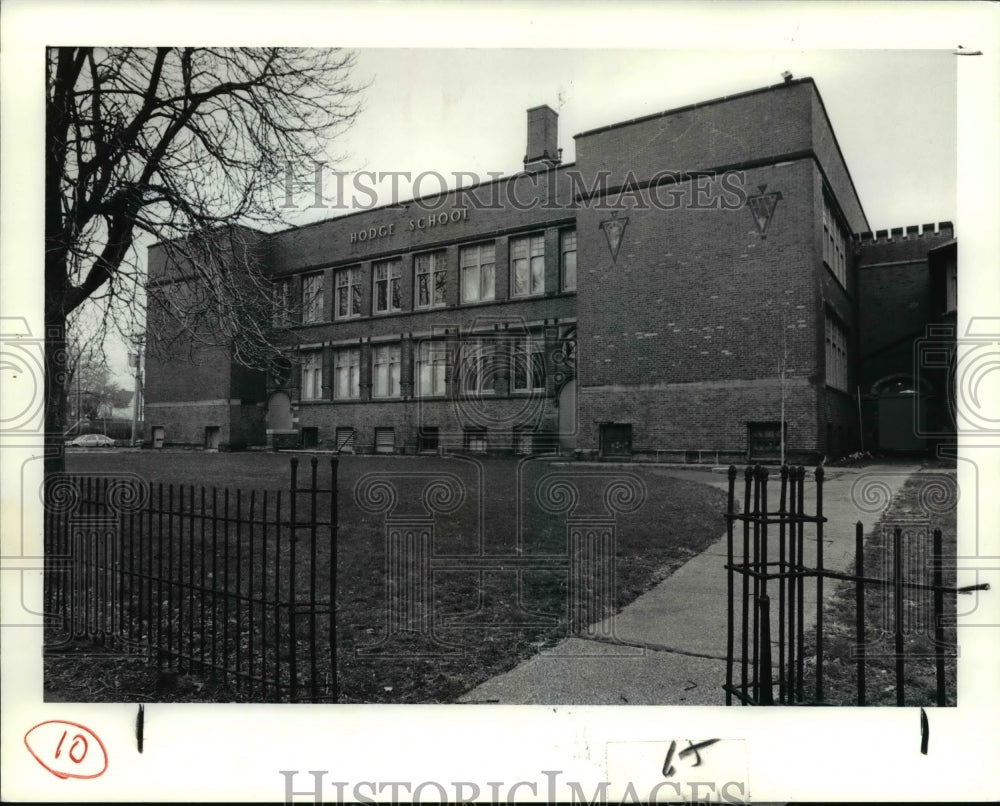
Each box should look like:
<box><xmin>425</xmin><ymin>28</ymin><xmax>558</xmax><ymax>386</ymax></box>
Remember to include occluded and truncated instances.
<box><xmin>458</xmin><ymin>464</ymin><xmax>920</xmax><ymax>705</ymax></box>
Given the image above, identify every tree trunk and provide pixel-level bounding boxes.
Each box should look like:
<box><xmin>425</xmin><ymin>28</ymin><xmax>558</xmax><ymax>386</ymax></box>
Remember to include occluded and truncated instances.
<box><xmin>44</xmin><ymin>318</ymin><xmax>68</xmax><ymax>477</ymax></box>
<box><xmin>44</xmin><ymin>242</ymin><xmax>69</xmax><ymax>476</ymax></box>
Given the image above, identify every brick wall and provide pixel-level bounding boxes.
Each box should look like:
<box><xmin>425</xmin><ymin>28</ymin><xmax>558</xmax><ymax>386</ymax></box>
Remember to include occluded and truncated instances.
<box><xmin>296</xmin><ymin>397</ymin><xmax>553</xmax><ymax>454</ymax></box>
<box><xmin>578</xmin><ymin>376</ymin><xmax>818</xmax><ymax>459</ymax></box>
<box><xmin>572</xmin><ymin>156</ymin><xmax>829</xmax><ymax>456</ymax></box>
<box><xmin>144</xmin><ymin>402</ymin><xmax>231</xmax><ymax>446</ymax></box>
<box><xmin>574</xmin><ymin>81</ymin><xmax>814</xmax><ymax>184</ymax></box>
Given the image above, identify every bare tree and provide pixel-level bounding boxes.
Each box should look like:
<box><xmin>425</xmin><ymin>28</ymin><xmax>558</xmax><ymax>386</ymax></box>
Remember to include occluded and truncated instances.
<box><xmin>61</xmin><ymin>309</ymin><xmax>118</xmax><ymax>433</ymax></box>
<box><xmin>45</xmin><ymin>47</ymin><xmax>363</xmax><ymax>470</ymax></box>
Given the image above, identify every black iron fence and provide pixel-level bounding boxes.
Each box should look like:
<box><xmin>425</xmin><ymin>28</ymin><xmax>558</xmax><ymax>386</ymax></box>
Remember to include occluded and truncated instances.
<box><xmin>44</xmin><ymin>457</ymin><xmax>338</xmax><ymax>703</ymax></box>
<box><xmin>724</xmin><ymin>465</ymin><xmax>982</xmax><ymax>707</ymax></box>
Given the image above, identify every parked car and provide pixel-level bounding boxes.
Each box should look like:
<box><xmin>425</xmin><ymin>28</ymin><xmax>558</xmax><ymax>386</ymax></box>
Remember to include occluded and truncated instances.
<box><xmin>66</xmin><ymin>434</ymin><xmax>116</xmax><ymax>448</ymax></box>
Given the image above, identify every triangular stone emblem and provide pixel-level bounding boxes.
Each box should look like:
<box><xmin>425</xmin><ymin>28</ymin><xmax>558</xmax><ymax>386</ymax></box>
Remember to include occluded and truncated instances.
<box><xmin>600</xmin><ymin>214</ymin><xmax>629</xmax><ymax>263</ymax></box>
<box><xmin>747</xmin><ymin>184</ymin><xmax>782</xmax><ymax>237</ymax></box>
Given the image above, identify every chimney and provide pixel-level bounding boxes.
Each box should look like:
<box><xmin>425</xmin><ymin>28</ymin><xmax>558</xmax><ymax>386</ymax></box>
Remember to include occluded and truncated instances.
<box><xmin>523</xmin><ymin>105</ymin><xmax>560</xmax><ymax>172</ymax></box>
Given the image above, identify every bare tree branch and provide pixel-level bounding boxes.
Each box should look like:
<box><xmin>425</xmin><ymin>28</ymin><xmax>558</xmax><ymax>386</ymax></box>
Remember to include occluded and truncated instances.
<box><xmin>44</xmin><ymin>47</ymin><xmax>365</xmax><ymax>469</ymax></box>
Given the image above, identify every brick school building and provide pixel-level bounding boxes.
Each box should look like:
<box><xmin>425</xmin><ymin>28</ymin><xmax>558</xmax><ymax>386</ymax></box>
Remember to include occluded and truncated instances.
<box><xmin>144</xmin><ymin>77</ymin><xmax>956</xmax><ymax>461</ymax></box>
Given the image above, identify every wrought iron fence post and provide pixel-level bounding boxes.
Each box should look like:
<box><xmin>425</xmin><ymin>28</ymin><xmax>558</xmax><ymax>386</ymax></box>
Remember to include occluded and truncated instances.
<box><xmin>751</xmin><ymin>466</ymin><xmax>761</xmax><ymax>703</ymax></box>
<box><xmin>330</xmin><ymin>457</ymin><xmax>339</xmax><ymax>703</ymax></box>
<box><xmin>795</xmin><ymin>466</ymin><xmax>805</xmax><ymax>701</ymax></box>
<box><xmin>893</xmin><ymin>525</ymin><xmax>904</xmax><ymax>707</ymax></box>
<box><xmin>815</xmin><ymin>465</ymin><xmax>824</xmax><ymax>702</ymax></box>
<box><xmin>758</xmin><ymin>594</ymin><xmax>774</xmax><ymax>705</ymax></box>
<box><xmin>933</xmin><ymin>527</ymin><xmax>945</xmax><ymax>706</ymax></box>
<box><xmin>288</xmin><ymin>457</ymin><xmax>299</xmax><ymax>703</ymax></box>
<box><xmin>308</xmin><ymin>455</ymin><xmax>319</xmax><ymax>703</ymax></box>
<box><xmin>725</xmin><ymin>466</ymin><xmax>737</xmax><ymax>706</ymax></box>
<box><xmin>855</xmin><ymin>521</ymin><xmax>866</xmax><ymax>706</ymax></box>
<box><xmin>741</xmin><ymin>466</ymin><xmax>752</xmax><ymax>703</ymax></box>
<box><xmin>777</xmin><ymin>465</ymin><xmax>788</xmax><ymax>703</ymax></box>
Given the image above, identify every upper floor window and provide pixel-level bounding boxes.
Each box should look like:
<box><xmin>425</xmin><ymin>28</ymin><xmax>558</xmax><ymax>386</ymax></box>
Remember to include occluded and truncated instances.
<box><xmin>510</xmin><ymin>234</ymin><xmax>545</xmax><ymax>297</ymax></box>
<box><xmin>373</xmin><ymin>259</ymin><xmax>402</xmax><ymax>314</ymax></box>
<box><xmin>415</xmin><ymin>251</ymin><xmax>447</xmax><ymax>309</ymax></box>
<box><xmin>561</xmin><ymin>230</ymin><xmax>577</xmax><ymax>291</ymax></box>
<box><xmin>301</xmin><ymin>273</ymin><xmax>325</xmax><ymax>324</ymax></box>
<box><xmin>272</xmin><ymin>278</ymin><xmax>293</xmax><ymax>327</ymax></box>
<box><xmin>372</xmin><ymin>343</ymin><xmax>401</xmax><ymax>398</ymax></box>
<box><xmin>333</xmin><ymin>347</ymin><xmax>360</xmax><ymax>400</ymax></box>
<box><xmin>822</xmin><ymin>197</ymin><xmax>848</xmax><ymax>288</ymax></box>
<box><xmin>825</xmin><ymin>313</ymin><xmax>848</xmax><ymax>392</ymax></box>
<box><xmin>335</xmin><ymin>267</ymin><xmax>362</xmax><ymax>320</ymax></box>
<box><xmin>512</xmin><ymin>335</ymin><xmax>545</xmax><ymax>392</ymax></box>
<box><xmin>460</xmin><ymin>242</ymin><xmax>495</xmax><ymax>304</ymax></box>
<box><xmin>416</xmin><ymin>340</ymin><xmax>448</xmax><ymax>397</ymax></box>
<box><xmin>301</xmin><ymin>350</ymin><xmax>323</xmax><ymax>400</ymax></box>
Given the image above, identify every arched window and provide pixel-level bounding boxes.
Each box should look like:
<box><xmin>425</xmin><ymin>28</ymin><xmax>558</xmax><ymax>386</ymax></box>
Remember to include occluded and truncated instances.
<box><xmin>872</xmin><ymin>375</ymin><xmax>924</xmax><ymax>396</ymax></box>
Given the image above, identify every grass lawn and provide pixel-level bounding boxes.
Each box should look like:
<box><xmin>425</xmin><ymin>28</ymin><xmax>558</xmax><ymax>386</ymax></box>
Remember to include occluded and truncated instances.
<box><xmin>808</xmin><ymin>471</ymin><xmax>958</xmax><ymax>706</ymax></box>
<box><xmin>46</xmin><ymin>450</ymin><xmax>727</xmax><ymax>703</ymax></box>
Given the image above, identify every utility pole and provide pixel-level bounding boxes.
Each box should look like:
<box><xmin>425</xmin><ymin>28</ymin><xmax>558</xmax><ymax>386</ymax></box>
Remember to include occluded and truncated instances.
<box><xmin>130</xmin><ymin>336</ymin><xmax>144</xmax><ymax>446</ymax></box>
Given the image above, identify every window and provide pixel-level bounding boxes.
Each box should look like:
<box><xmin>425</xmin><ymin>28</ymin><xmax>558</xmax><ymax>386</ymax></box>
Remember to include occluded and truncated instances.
<box><xmin>418</xmin><ymin>426</ymin><xmax>439</xmax><ymax>452</ymax></box>
<box><xmin>512</xmin><ymin>335</ymin><xmax>545</xmax><ymax>392</ymax></box>
<box><xmin>822</xmin><ymin>197</ymin><xmax>849</xmax><ymax>288</ymax></box>
<box><xmin>464</xmin><ymin>427</ymin><xmax>488</xmax><ymax>453</ymax></box>
<box><xmin>460</xmin><ymin>339</ymin><xmax>494</xmax><ymax>395</ymax></box>
<box><xmin>945</xmin><ymin>262</ymin><xmax>957</xmax><ymax>313</ymax></box>
<box><xmin>416</xmin><ymin>340</ymin><xmax>448</xmax><ymax>397</ymax></box>
<box><xmin>335</xmin><ymin>267</ymin><xmax>362</xmax><ymax>319</ymax></box>
<box><xmin>415</xmin><ymin>252</ymin><xmax>447</xmax><ymax>309</ymax></box>
<box><xmin>373</xmin><ymin>259</ymin><xmax>402</xmax><ymax>314</ymax></box>
<box><xmin>825</xmin><ymin>313</ymin><xmax>849</xmax><ymax>391</ymax></box>
<box><xmin>374</xmin><ymin>427</ymin><xmax>395</xmax><ymax>454</ymax></box>
<box><xmin>334</xmin><ymin>347</ymin><xmax>360</xmax><ymax>399</ymax></box>
<box><xmin>301</xmin><ymin>273</ymin><xmax>325</xmax><ymax>323</ymax></box>
<box><xmin>747</xmin><ymin>422</ymin><xmax>786</xmax><ymax>461</ymax></box>
<box><xmin>510</xmin><ymin>234</ymin><xmax>545</xmax><ymax>297</ymax></box>
<box><xmin>600</xmin><ymin>423</ymin><xmax>632</xmax><ymax>456</ymax></box>
<box><xmin>272</xmin><ymin>279</ymin><xmax>293</xmax><ymax>326</ymax></box>
<box><xmin>460</xmin><ymin>242</ymin><xmax>495</xmax><ymax>303</ymax></box>
<box><xmin>372</xmin><ymin>343</ymin><xmax>401</xmax><ymax>398</ymax></box>
<box><xmin>301</xmin><ymin>351</ymin><xmax>323</xmax><ymax>400</ymax></box>
<box><xmin>561</xmin><ymin>230</ymin><xmax>577</xmax><ymax>291</ymax></box>
<box><xmin>334</xmin><ymin>426</ymin><xmax>356</xmax><ymax>453</ymax></box>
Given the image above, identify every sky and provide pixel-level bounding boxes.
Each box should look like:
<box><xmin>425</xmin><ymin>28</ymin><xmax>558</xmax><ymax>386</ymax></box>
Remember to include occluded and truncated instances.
<box><xmin>285</xmin><ymin>48</ymin><xmax>957</xmax><ymax>233</ymax></box>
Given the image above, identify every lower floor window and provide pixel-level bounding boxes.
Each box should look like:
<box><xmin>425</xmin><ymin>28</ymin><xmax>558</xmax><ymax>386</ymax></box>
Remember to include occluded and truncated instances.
<box><xmin>416</xmin><ymin>341</ymin><xmax>448</xmax><ymax>397</ymax></box>
<box><xmin>334</xmin><ymin>348</ymin><xmax>360</xmax><ymax>399</ymax></box>
<box><xmin>373</xmin><ymin>344</ymin><xmax>401</xmax><ymax>398</ymax></box>
<box><xmin>301</xmin><ymin>351</ymin><xmax>323</xmax><ymax>400</ymax></box>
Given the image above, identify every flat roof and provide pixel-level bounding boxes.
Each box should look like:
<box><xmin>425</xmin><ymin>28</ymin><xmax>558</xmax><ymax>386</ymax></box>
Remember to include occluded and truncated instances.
<box><xmin>573</xmin><ymin>77</ymin><xmax>815</xmax><ymax>139</ymax></box>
